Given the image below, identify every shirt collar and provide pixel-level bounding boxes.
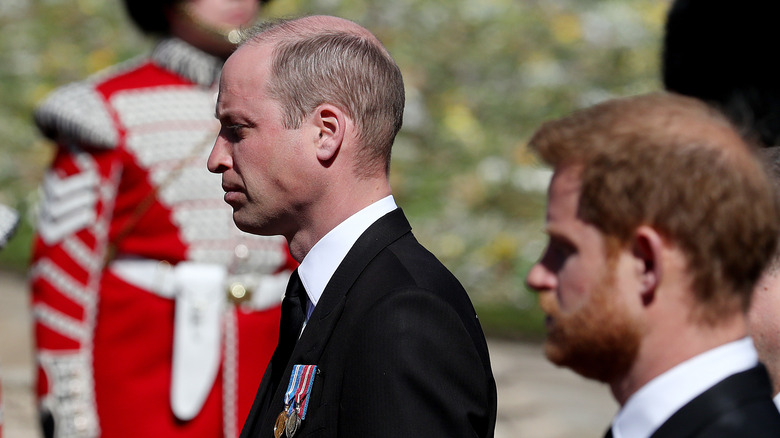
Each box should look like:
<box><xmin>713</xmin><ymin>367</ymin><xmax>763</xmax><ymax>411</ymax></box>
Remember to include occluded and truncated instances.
<box><xmin>298</xmin><ymin>195</ymin><xmax>397</xmax><ymax>309</ymax></box>
<box><xmin>151</xmin><ymin>38</ymin><xmax>224</xmax><ymax>87</ymax></box>
<box><xmin>612</xmin><ymin>337</ymin><xmax>758</xmax><ymax>438</ymax></box>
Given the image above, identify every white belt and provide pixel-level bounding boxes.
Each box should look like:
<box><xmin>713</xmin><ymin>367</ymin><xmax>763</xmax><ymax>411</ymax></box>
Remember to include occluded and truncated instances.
<box><xmin>108</xmin><ymin>259</ymin><xmax>287</xmax><ymax>421</ymax></box>
<box><xmin>108</xmin><ymin>258</ymin><xmax>287</xmax><ymax>310</ymax></box>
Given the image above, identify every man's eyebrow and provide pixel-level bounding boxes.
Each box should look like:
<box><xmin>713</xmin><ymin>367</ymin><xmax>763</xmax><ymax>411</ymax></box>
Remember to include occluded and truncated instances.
<box><xmin>214</xmin><ymin>109</ymin><xmax>230</xmax><ymax>122</ymax></box>
<box><xmin>545</xmin><ymin>226</ymin><xmax>571</xmax><ymax>244</ymax></box>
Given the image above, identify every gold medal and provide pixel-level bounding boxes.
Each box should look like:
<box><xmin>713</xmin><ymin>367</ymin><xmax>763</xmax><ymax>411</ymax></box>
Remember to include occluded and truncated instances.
<box><xmin>274</xmin><ymin>410</ymin><xmax>288</xmax><ymax>438</ymax></box>
<box><xmin>285</xmin><ymin>408</ymin><xmax>301</xmax><ymax>437</ymax></box>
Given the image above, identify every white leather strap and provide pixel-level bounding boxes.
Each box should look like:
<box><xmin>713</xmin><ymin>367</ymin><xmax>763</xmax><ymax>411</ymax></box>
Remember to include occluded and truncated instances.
<box><xmin>109</xmin><ymin>258</ymin><xmax>177</xmax><ymax>298</ymax></box>
<box><xmin>170</xmin><ymin>262</ymin><xmax>224</xmax><ymax>420</ymax></box>
<box><xmin>108</xmin><ymin>258</ymin><xmax>285</xmax><ymax>310</ymax></box>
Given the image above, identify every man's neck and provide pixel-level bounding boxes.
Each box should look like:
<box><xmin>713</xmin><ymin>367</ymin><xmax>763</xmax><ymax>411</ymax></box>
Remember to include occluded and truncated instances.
<box><xmin>609</xmin><ymin>337</ymin><xmax>758</xmax><ymax>438</ymax></box>
<box><xmin>610</xmin><ymin>314</ymin><xmax>748</xmax><ymax>405</ymax></box>
<box><xmin>287</xmin><ymin>178</ymin><xmax>392</xmax><ymax>262</ymax></box>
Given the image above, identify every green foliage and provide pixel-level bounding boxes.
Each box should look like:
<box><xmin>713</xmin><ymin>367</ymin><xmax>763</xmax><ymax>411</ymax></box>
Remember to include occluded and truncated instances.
<box><xmin>0</xmin><ymin>0</ymin><xmax>670</xmax><ymax>337</ymax></box>
<box><xmin>0</xmin><ymin>216</ymin><xmax>33</xmax><ymax>272</ymax></box>
<box><xmin>475</xmin><ymin>302</ymin><xmax>547</xmax><ymax>341</ymax></box>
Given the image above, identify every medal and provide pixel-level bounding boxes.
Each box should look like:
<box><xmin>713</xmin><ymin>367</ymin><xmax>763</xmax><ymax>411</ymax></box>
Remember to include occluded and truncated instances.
<box><xmin>277</xmin><ymin>366</ymin><xmax>303</xmax><ymax>438</ymax></box>
<box><xmin>273</xmin><ymin>410</ymin><xmax>288</xmax><ymax>438</ymax></box>
<box><xmin>285</xmin><ymin>407</ymin><xmax>301</xmax><ymax>437</ymax></box>
<box><xmin>278</xmin><ymin>365</ymin><xmax>318</xmax><ymax>437</ymax></box>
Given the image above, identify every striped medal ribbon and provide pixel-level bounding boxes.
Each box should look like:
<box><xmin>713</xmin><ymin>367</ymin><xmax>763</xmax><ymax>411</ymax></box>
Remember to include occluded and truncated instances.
<box><xmin>274</xmin><ymin>366</ymin><xmax>303</xmax><ymax>438</ymax></box>
<box><xmin>285</xmin><ymin>365</ymin><xmax>318</xmax><ymax>437</ymax></box>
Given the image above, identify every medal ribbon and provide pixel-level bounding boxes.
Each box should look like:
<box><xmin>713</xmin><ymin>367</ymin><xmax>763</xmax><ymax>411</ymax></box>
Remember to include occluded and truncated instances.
<box><xmin>283</xmin><ymin>365</ymin><xmax>303</xmax><ymax>411</ymax></box>
<box><xmin>291</xmin><ymin>364</ymin><xmax>317</xmax><ymax>420</ymax></box>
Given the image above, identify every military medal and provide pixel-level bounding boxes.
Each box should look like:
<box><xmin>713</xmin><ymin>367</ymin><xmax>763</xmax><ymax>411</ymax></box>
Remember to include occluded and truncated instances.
<box><xmin>275</xmin><ymin>366</ymin><xmax>303</xmax><ymax>438</ymax></box>
<box><xmin>285</xmin><ymin>408</ymin><xmax>301</xmax><ymax>437</ymax></box>
<box><xmin>273</xmin><ymin>410</ymin><xmax>288</xmax><ymax>438</ymax></box>
<box><xmin>277</xmin><ymin>365</ymin><xmax>318</xmax><ymax>437</ymax></box>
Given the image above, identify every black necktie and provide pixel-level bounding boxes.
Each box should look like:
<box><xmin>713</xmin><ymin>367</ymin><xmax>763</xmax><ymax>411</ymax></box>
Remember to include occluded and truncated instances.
<box><xmin>269</xmin><ymin>270</ymin><xmax>307</xmax><ymax>391</ymax></box>
<box><xmin>281</xmin><ymin>269</ymin><xmax>306</xmax><ymax>345</ymax></box>
<box><xmin>604</xmin><ymin>428</ymin><xmax>614</xmax><ymax>438</ymax></box>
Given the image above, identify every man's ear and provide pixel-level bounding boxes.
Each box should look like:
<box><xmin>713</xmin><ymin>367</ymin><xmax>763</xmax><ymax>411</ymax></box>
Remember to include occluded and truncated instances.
<box><xmin>313</xmin><ymin>104</ymin><xmax>346</xmax><ymax>163</ymax></box>
<box><xmin>632</xmin><ymin>225</ymin><xmax>664</xmax><ymax>306</ymax></box>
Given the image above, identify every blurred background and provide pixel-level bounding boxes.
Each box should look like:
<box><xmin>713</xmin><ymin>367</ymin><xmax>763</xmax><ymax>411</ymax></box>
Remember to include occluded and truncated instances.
<box><xmin>0</xmin><ymin>0</ymin><xmax>667</xmax><ymax>338</ymax></box>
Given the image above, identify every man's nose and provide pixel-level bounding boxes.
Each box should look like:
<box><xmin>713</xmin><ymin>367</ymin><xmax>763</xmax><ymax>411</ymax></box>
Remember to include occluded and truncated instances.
<box><xmin>207</xmin><ymin>137</ymin><xmax>232</xmax><ymax>174</ymax></box>
<box><xmin>525</xmin><ymin>262</ymin><xmax>555</xmax><ymax>294</ymax></box>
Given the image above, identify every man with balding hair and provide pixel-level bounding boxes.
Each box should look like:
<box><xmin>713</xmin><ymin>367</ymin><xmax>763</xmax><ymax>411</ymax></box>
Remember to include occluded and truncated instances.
<box><xmin>207</xmin><ymin>15</ymin><xmax>497</xmax><ymax>438</ymax></box>
<box><xmin>525</xmin><ymin>92</ymin><xmax>780</xmax><ymax>437</ymax></box>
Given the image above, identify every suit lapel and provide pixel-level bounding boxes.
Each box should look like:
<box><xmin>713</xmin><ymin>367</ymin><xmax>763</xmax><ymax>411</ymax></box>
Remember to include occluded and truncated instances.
<box><xmin>293</xmin><ymin>208</ymin><xmax>411</xmax><ymax>362</ymax></box>
<box><xmin>650</xmin><ymin>365</ymin><xmax>773</xmax><ymax>438</ymax></box>
<box><xmin>255</xmin><ymin>208</ymin><xmax>412</xmax><ymax>435</ymax></box>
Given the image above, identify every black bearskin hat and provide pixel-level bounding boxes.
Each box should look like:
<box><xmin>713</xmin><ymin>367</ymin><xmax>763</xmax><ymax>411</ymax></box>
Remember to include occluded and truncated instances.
<box><xmin>123</xmin><ymin>0</ymin><xmax>272</xmax><ymax>35</ymax></box>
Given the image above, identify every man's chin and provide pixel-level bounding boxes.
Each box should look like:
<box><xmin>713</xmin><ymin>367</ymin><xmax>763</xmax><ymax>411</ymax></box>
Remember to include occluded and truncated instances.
<box><xmin>544</xmin><ymin>340</ymin><xmax>612</xmax><ymax>382</ymax></box>
<box><xmin>542</xmin><ymin>329</ymin><xmax>638</xmax><ymax>384</ymax></box>
<box><xmin>231</xmin><ymin>210</ymin><xmax>257</xmax><ymax>234</ymax></box>
<box><xmin>233</xmin><ymin>220</ymin><xmax>255</xmax><ymax>234</ymax></box>
<box><xmin>542</xmin><ymin>335</ymin><xmax>568</xmax><ymax>368</ymax></box>
<box><xmin>232</xmin><ymin>211</ymin><xmax>284</xmax><ymax>237</ymax></box>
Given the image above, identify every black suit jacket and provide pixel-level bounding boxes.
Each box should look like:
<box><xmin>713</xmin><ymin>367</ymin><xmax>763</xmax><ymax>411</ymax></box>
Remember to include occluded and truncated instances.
<box><xmin>240</xmin><ymin>209</ymin><xmax>497</xmax><ymax>438</ymax></box>
<box><xmin>649</xmin><ymin>364</ymin><xmax>780</xmax><ymax>437</ymax></box>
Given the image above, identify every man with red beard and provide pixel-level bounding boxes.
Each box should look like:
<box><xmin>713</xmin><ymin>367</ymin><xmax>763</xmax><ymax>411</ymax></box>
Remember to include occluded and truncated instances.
<box><xmin>525</xmin><ymin>92</ymin><xmax>780</xmax><ymax>438</ymax></box>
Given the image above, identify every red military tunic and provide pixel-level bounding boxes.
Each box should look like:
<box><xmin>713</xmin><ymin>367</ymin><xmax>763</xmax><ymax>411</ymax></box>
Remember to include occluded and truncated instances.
<box><xmin>32</xmin><ymin>38</ymin><xmax>294</xmax><ymax>438</ymax></box>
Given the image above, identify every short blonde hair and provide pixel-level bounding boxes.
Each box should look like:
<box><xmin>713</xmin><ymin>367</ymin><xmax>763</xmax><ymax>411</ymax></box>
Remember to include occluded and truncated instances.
<box><xmin>242</xmin><ymin>18</ymin><xmax>405</xmax><ymax>178</ymax></box>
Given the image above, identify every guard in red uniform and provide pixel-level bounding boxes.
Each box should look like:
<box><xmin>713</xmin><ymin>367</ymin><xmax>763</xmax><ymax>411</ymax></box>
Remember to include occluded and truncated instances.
<box><xmin>30</xmin><ymin>1</ymin><xmax>293</xmax><ymax>437</ymax></box>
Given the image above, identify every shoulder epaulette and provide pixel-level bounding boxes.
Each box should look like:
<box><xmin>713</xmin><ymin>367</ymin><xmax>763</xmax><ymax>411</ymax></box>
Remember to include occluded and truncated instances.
<box><xmin>34</xmin><ymin>55</ymin><xmax>148</xmax><ymax>149</ymax></box>
<box><xmin>34</xmin><ymin>81</ymin><xmax>119</xmax><ymax>149</ymax></box>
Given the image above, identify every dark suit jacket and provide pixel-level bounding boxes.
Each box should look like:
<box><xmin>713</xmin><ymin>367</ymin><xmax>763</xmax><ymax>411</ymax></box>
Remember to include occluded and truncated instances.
<box><xmin>240</xmin><ymin>208</ymin><xmax>497</xmax><ymax>438</ymax></box>
<box><xmin>649</xmin><ymin>364</ymin><xmax>780</xmax><ymax>437</ymax></box>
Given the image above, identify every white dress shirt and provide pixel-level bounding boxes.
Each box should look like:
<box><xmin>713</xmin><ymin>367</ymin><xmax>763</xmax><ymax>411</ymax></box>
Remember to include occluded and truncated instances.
<box><xmin>611</xmin><ymin>337</ymin><xmax>759</xmax><ymax>438</ymax></box>
<box><xmin>297</xmin><ymin>195</ymin><xmax>398</xmax><ymax>322</ymax></box>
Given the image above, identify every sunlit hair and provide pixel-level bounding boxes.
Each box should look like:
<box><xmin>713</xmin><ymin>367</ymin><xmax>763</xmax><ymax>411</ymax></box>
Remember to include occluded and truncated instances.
<box><xmin>240</xmin><ymin>18</ymin><xmax>405</xmax><ymax>177</ymax></box>
<box><xmin>529</xmin><ymin>92</ymin><xmax>780</xmax><ymax>324</ymax></box>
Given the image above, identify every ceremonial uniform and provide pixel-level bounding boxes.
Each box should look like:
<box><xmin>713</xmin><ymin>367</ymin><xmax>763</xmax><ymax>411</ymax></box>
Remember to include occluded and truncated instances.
<box><xmin>32</xmin><ymin>38</ymin><xmax>295</xmax><ymax>438</ymax></box>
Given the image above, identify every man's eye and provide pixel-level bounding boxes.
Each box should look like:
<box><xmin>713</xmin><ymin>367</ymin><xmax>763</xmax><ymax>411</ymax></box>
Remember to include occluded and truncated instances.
<box><xmin>221</xmin><ymin>124</ymin><xmax>246</xmax><ymax>142</ymax></box>
<box><xmin>541</xmin><ymin>238</ymin><xmax>576</xmax><ymax>273</ymax></box>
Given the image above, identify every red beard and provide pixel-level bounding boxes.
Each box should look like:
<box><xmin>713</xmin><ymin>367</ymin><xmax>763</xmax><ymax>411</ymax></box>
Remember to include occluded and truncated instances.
<box><xmin>539</xmin><ymin>269</ymin><xmax>642</xmax><ymax>383</ymax></box>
